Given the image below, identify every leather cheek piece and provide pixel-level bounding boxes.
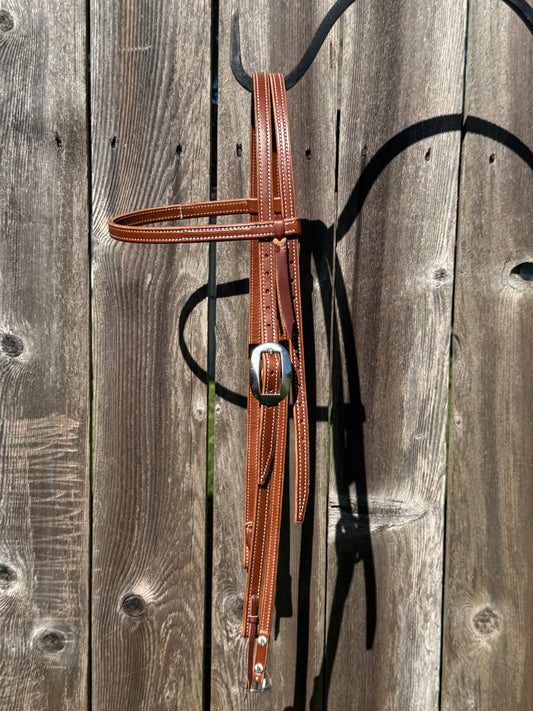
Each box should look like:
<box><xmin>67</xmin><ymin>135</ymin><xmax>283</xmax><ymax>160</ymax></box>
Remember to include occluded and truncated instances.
<box><xmin>107</xmin><ymin>71</ymin><xmax>309</xmax><ymax>690</ymax></box>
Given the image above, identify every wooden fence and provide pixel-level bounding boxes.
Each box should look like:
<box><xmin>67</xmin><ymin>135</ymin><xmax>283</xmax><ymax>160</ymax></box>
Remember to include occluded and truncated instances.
<box><xmin>0</xmin><ymin>0</ymin><xmax>531</xmax><ymax>708</ymax></box>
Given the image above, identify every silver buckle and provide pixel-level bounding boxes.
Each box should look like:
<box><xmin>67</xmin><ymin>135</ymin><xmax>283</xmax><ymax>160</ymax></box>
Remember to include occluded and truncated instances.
<box><xmin>249</xmin><ymin>342</ymin><xmax>291</xmax><ymax>406</ymax></box>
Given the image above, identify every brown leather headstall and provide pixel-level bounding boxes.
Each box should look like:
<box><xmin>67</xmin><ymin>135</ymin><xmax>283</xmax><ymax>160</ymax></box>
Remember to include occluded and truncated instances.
<box><xmin>108</xmin><ymin>72</ymin><xmax>309</xmax><ymax>691</ymax></box>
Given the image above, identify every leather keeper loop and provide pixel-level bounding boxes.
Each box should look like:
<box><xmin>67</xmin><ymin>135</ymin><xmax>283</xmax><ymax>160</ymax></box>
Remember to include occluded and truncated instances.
<box><xmin>273</xmin><ymin>218</ymin><xmax>285</xmax><ymax>241</ymax></box>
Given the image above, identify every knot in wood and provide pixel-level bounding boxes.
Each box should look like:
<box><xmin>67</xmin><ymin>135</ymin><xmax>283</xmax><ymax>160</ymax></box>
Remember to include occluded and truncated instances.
<box><xmin>0</xmin><ymin>10</ymin><xmax>14</xmax><ymax>32</ymax></box>
<box><xmin>1</xmin><ymin>333</ymin><xmax>24</xmax><ymax>357</ymax></box>
<box><xmin>0</xmin><ymin>564</ymin><xmax>17</xmax><ymax>586</ymax></box>
<box><xmin>473</xmin><ymin>606</ymin><xmax>500</xmax><ymax>636</ymax></box>
<box><xmin>122</xmin><ymin>593</ymin><xmax>146</xmax><ymax>617</ymax></box>
<box><xmin>38</xmin><ymin>630</ymin><xmax>67</xmax><ymax>653</ymax></box>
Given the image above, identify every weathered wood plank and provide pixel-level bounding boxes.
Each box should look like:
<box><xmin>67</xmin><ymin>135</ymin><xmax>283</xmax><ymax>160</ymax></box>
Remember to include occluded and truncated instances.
<box><xmin>91</xmin><ymin>0</ymin><xmax>211</xmax><ymax>707</ymax></box>
<box><xmin>327</xmin><ymin>2</ymin><xmax>466</xmax><ymax>708</ymax></box>
<box><xmin>0</xmin><ymin>1</ymin><xmax>90</xmax><ymax>708</ymax></box>
<box><xmin>211</xmin><ymin>1</ymin><xmax>336</xmax><ymax>706</ymax></box>
<box><xmin>442</xmin><ymin>2</ymin><xmax>533</xmax><ymax>708</ymax></box>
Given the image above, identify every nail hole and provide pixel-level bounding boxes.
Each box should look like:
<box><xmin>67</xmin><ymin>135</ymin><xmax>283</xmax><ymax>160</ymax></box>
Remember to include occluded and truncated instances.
<box><xmin>121</xmin><ymin>594</ymin><xmax>146</xmax><ymax>617</ymax></box>
<box><xmin>54</xmin><ymin>132</ymin><xmax>63</xmax><ymax>150</ymax></box>
<box><xmin>489</xmin><ymin>153</ymin><xmax>496</xmax><ymax>164</ymax></box>
<box><xmin>176</xmin><ymin>143</ymin><xmax>183</xmax><ymax>161</ymax></box>
<box><xmin>510</xmin><ymin>262</ymin><xmax>533</xmax><ymax>282</ymax></box>
<box><xmin>38</xmin><ymin>630</ymin><xmax>67</xmax><ymax>653</ymax></box>
<box><xmin>236</xmin><ymin>143</ymin><xmax>242</xmax><ymax>157</ymax></box>
<box><xmin>1</xmin><ymin>333</ymin><xmax>24</xmax><ymax>357</ymax></box>
<box><xmin>110</xmin><ymin>136</ymin><xmax>117</xmax><ymax>150</ymax></box>
<box><xmin>0</xmin><ymin>10</ymin><xmax>14</xmax><ymax>31</ymax></box>
<box><xmin>425</xmin><ymin>147</ymin><xmax>431</xmax><ymax>161</ymax></box>
<box><xmin>305</xmin><ymin>147</ymin><xmax>311</xmax><ymax>160</ymax></box>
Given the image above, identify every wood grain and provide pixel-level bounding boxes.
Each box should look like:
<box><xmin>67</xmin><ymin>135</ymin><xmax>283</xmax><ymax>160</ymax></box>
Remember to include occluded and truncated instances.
<box><xmin>441</xmin><ymin>2</ymin><xmax>533</xmax><ymax>708</ymax></box>
<box><xmin>2</xmin><ymin>0</ymin><xmax>530</xmax><ymax>706</ymax></box>
<box><xmin>91</xmin><ymin>0</ymin><xmax>211</xmax><ymax>707</ymax></box>
<box><xmin>0</xmin><ymin>0</ymin><xmax>90</xmax><ymax>708</ymax></box>
<box><xmin>211</xmin><ymin>1</ymin><xmax>337</xmax><ymax>707</ymax></box>
<box><xmin>327</xmin><ymin>1</ymin><xmax>467</xmax><ymax>708</ymax></box>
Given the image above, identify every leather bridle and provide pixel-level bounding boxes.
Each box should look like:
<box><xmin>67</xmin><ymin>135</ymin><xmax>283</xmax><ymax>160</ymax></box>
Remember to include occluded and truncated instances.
<box><xmin>109</xmin><ymin>72</ymin><xmax>309</xmax><ymax>690</ymax></box>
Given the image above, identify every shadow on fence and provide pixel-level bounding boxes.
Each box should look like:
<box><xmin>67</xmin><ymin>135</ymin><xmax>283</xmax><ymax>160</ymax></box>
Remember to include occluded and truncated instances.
<box><xmin>177</xmin><ymin>113</ymin><xmax>532</xmax><ymax>709</ymax></box>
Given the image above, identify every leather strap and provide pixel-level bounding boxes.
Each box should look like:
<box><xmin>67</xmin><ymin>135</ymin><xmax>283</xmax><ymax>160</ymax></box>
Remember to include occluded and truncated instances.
<box><xmin>242</xmin><ymin>73</ymin><xmax>290</xmax><ymax>692</ymax></box>
<box><xmin>107</xmin><ymin>72</ymin><xmax>309</xmax><ymax>690</ymax></box>
<box><xmin>108</xmin><ymin>197</ymin><xmax>301</xmax><ymax>243</ymax></box>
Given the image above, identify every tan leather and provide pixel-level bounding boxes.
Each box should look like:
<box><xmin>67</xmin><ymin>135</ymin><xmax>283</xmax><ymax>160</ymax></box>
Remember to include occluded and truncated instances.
<box><xmin>108</xmin><ymin>197</ymin><xmax>300</xmax><ymax>243</ymax></box>
<box><xmin>108</xmin><ymin>72</ymin><xmax>309</xmax><ymax>690</ymax></box>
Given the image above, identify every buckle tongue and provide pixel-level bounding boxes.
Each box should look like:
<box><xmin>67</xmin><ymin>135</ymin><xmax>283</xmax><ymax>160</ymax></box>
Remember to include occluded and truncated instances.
<box><xmin>249</xmin><ymin>342</ymin><xmax>291</xmax><ymax>406</ymax></box>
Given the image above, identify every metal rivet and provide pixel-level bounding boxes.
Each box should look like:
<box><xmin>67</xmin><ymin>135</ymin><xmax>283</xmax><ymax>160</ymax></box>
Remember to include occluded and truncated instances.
<box><xmin>254</xmin><ymin>663</ymin><xmax>264</xmax><ymax>674</ymax></box>
<box><xmin>257</xmin><ymin>635</ymin><xmax>267</xmax><ymax>647</ymax></box>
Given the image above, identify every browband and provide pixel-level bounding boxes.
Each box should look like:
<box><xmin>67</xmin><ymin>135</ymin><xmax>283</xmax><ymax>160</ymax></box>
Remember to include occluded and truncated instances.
<box><xmin>108</xmin><ymin>72</ymin><xmax>309</xmax><ymax>691</ymax></box>
<box><xmin>109</xmin><ymin>197</ymin><xmax>301</xmax><ymax>243</ymax></box>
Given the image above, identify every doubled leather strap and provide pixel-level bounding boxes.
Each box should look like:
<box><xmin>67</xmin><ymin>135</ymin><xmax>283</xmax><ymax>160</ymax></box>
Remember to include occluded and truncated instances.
<box><xmin>108</xmin><ymin>197</ymin><xmax>301</xmax><ymax>243</ymax></box>
<box><xmin>108</xmin><ymin>72</ymin><xmax>309</xmax><ymax>691</ymax></box>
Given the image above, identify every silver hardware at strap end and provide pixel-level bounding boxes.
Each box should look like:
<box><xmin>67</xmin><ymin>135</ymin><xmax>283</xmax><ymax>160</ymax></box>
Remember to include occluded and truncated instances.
<box><xmin>249</xmin><ymin>342</ymin><xmax>292</xmax><ymax>406</ymax></box>
<box><xmin>250</xmin><ymin>677</ymin><xmax>269</xmax><ymax>692</ymax></box>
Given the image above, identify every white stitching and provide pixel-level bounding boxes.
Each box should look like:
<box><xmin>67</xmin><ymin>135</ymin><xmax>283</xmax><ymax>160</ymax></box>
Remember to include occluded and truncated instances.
<box><xmin>111</xmin><ymin>218</ymin><xmax>298</xmax><ymax>233</ymax></box>
<box><xmin>271</xmin><ymin>74</ymin><xmax>307</xmax><ymax>518</ymax></box>
<box><xmin>278</xmin><ymin>76</ymin><xmax>295</xmax><ymax>219</ymax></box>
<box><xmin>271</xmin><ymin>77</ymin><xmax>288</xmax><ymax>219</ymax></box>
<box><xmin>273</xmin><ymin>75</ymin><xmax>295</xmax><ymax>220</ymax></box>
<box><xmin>258</xmin><ymin>404</ymin><xmax>287</xmax><ymax>633</ymax></box>
<box><xmin>110</xmin><ymin>218</ymin><xmax>300</xmax><ymax>242</ymax></box>
<box><xmin>256</xmin><ymin>486</ymin><xmax>269</xmax><ymax>622</ymax></box>
<box><xmin>250</xmin><ymin>74</ymin><xmax>278</xmax><ymax>636</ymax></box>
<box><xmin>115</xmin><ymin>199</ymin><xmax>252</xmax><ymax>226</ymax></box>
<box><xmin>255</xmin><ymin>77</ymin><xmax>264</xmax><ymax>221</ymax></box>
<box><xmin>264</xmin><ymin>73</ymin><xmax>272</xmax><ymax>221</ymax></box>
<box><xmin>290</xmin><ymin>240</ymin><xmax>309</xmax><ymax>519</ymax></box>
<box><xmin>244</xmin><ymin>393</ymin><xmax>260</xmax><ymax>569</ymax></box>
<box><xmin>119</xmin><ymin>198</ymin><xmax>247</xmax><ymax>219</ymax></box>
<box><xmin>246</xmin><ymin>486</ymin><xmax>269</xmax><ymax>629</ymax></box>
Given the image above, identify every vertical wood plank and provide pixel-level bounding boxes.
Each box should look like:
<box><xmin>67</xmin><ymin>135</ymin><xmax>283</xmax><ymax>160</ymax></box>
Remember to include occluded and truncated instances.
<box><xmin>91</xmin><ymin>0</ymin><xmax>211</xmax><ymax>707</ymax></box>
<box><xmin>0</xmin><ymin>0</ymin><xmax>90</xmax><ymax>708</ymax></box>
<box><xmin>212</xmin><ymin>1</ymin><xmax>337</xmax><ymax>706</ymax></box>
<box><xmin>442</xmin><ymin>2</ymin><xmax>533</xmax><ymax>708</ymax></box>
<box><xmin>328</xmin><ymin>2</ymin><xmax>466</xmax><ymax>708</ymax></box>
